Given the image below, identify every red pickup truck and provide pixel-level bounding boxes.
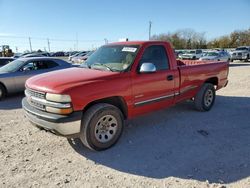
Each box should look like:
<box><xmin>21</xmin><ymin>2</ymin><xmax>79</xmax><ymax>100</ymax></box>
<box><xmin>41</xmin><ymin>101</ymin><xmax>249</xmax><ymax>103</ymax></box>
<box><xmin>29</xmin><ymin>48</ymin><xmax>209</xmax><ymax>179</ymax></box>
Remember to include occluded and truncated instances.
<box><xmin>22</xmin><ymin>41</ymin><xmax>229</xmax><ymax>151</ymax></box>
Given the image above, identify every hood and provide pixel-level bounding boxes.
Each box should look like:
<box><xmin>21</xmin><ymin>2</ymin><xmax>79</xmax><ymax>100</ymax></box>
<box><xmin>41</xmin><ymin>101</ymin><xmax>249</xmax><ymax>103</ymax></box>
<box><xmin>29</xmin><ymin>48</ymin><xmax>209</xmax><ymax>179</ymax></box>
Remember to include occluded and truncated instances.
<box><xmin>26</xmin><ymin>67</ymin><xmax>120</xmax><ymax>93</ymax></box>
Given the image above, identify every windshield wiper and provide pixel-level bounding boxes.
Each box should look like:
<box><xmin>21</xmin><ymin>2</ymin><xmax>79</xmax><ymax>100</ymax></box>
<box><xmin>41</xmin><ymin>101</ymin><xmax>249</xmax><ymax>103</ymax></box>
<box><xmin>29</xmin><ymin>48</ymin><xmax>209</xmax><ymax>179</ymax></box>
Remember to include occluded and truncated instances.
<box><xmin>90</xmin><ymin>63</ymin><xmax>115</xmax><ymax>72</ymax></box>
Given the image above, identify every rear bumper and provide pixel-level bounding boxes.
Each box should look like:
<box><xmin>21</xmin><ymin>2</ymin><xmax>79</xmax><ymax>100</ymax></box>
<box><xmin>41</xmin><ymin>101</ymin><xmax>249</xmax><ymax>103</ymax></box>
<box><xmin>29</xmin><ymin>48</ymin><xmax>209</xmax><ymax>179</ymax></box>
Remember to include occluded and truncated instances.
<box><xmin>22</xmin><ymin>98</ymin><xmax>82</xmax><ymax>137</ymax></box>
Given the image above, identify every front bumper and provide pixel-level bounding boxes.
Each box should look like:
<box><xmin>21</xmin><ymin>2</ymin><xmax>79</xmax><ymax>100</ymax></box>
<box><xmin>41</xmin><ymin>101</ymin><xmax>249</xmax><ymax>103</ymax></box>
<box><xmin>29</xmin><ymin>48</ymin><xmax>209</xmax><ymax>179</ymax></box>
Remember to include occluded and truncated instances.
<box><xmin>22</xmin><ymin>98</ymin><xmax>82</xmax><ymax>137</ymax></box>
<box><xmin>231</xmin><ymin>56</ymin><xmax>248</xmax><ymax>60</ymax></box>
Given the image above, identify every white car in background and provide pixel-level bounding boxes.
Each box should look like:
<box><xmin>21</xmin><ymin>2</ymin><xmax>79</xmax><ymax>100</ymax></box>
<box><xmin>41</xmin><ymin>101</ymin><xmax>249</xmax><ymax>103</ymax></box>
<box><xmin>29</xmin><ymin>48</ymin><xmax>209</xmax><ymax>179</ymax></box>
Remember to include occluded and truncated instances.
<box><xmin>231</xmin><ymin>46</ymin><xmax>250</xmax><ymax>62</ymax></box>
<box><xmin>179</xmin><ymin>49</ymin><xmax>203</xmax><ymax>60</ymax></box>
<box><xmin>199</xmin><ymin>51</ymin><xmax>231</xmax><ymax>62</ymax></box>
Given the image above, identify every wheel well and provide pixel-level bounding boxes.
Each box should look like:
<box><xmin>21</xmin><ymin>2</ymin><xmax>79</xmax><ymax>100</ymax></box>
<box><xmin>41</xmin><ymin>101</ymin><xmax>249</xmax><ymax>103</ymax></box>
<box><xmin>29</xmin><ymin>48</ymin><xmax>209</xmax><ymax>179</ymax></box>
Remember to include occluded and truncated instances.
<box><xmin>205</xmin><ymin>77</ymin><xmax>218</xmax><ymax>86</ymax></box>
<box><xmin>83</xmin><ymin>96</ymin><xmax>128</xmax><ymax>119</ymax></box>
<box><xmin>0</xmin><ymin>82</ymin><xmax>7</xmax><ymax>94</ymax></box>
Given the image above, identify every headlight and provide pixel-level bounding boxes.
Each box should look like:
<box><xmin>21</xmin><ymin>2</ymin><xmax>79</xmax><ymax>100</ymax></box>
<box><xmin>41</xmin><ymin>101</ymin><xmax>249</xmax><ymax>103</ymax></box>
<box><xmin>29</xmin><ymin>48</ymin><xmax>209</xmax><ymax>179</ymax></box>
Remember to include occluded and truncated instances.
<box><xmin>46</xmin><ymin>93</ymin><xmax>71</xmax><ymax>103</ymax></box>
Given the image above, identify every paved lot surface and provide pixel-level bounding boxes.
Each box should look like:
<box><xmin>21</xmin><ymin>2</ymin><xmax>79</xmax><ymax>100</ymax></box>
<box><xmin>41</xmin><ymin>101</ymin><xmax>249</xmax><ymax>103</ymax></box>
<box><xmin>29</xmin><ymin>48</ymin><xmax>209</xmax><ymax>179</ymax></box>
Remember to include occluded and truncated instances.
<box><xmin>0</xmin><ymin>62</ymin><xmax>250</xmax><ymax>188</ymax></box>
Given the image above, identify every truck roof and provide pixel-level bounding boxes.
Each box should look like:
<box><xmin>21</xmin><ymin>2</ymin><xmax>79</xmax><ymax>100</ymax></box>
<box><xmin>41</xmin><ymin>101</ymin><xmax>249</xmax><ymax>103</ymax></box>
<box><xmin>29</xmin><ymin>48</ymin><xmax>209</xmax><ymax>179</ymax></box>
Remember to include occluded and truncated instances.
<box><xmin>107</xmin><ymin>41</ymin><xmax>168</xmax><ymax>46</ymax></box>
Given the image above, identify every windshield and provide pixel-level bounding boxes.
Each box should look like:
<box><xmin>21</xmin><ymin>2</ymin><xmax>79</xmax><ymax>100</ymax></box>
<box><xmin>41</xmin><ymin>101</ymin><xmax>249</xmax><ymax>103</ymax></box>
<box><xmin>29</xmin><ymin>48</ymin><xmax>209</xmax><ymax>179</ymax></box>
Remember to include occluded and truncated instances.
<box><xmin>81</xmin><ymin>45</ymin><xmax>140</xmax><ymax>72</ymax></box>
<box><xmin>188</xmin><ymin>50</ymin><xmax>196</xmax><ymax>54</ymax></box>
<box><xmin>0</xmin><ymin>59</ymin><xmax>25</xmax><ymax>73</ymax></box>
<box><xmin>236</xmin><ymin>47</ymin><xmax>248</xmax><ymax>51</ymax></box>
<box><xmin>206</xmin><ymin>52</ymin><xmax>219</xmax><ymax>56</ymax></box>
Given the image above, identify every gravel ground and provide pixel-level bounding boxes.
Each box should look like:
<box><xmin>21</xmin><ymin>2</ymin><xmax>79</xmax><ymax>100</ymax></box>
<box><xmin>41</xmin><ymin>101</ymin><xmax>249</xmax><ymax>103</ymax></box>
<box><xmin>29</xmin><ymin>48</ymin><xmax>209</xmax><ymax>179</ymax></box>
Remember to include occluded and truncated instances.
<box><xmin>0</xmin><ymin>62</ymin><xmax>250</xmax><ymax>188</ymax></box>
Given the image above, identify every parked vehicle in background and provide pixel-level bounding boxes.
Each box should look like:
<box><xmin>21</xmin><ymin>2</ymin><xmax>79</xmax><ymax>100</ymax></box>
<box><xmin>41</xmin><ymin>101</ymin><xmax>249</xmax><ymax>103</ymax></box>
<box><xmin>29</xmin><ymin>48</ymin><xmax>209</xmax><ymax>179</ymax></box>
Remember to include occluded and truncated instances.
<box><xmin>20</xmin><ymin>52</ymin><xmax>51</xmax><ymax>58</ymax></box>
<box><xmin>0</xmin><ymin>57</ymin><xmax>74</xmax><ymax>100</ymax></box>
<box><xmin>76</xmin><ymin>51</ymin><xmax>95</xmax><ymax>63</ymax></box>
<box><xmin>22</xmin><ymin>54</ymin><xmax>46</xmax><ymax>58</ymax></box>
<box><xmin>23</xmin><ymin>41</ymin><xmax>229</xmax><ymax>151</ymax></box>
<box><xmin>0</xmin><ymin>57</ymin><xmax>15</xmax><ymax>67</ymax></box>
<box><xmin>175</xmin><ymin>50</ymin><xmax>187</xmax><ymax>59</ymax></box>
<box><xmin>231</xmin><ymin>46</ymin><xmax>250</xmax><ymax>62</ymax></box>
<box><xmin>68</xmin><ymin>51</ymin><xmax>86</xmax><ymax>61</ymax></box>
<box><xmin>179</xmin><ymin>49</ymin><xmax>203</xmax><ymax>60</ymax></box>
<box><xmin>199</xmin><ymin>51</ymin><xmax>230</xmax><ymax>62</ymax></box>
<box><xmin>12</xmin><ymin>53</ymin><xmax>22</xmax><ymax>59</ymax></box>
<box><xmin>71</xmin><ymin>51</ymin><xmax>89</xmax><ymax>63</ymax></box>
<box><xmin>51</xmin><ymin>52</ymin><xmax>65</xmax><ymax>57</ymax></box>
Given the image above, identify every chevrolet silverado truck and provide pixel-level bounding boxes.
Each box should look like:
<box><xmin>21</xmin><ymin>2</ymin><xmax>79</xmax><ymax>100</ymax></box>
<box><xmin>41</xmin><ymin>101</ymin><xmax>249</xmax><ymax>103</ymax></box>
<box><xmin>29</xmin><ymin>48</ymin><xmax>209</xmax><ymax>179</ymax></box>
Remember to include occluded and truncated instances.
<box><xmin>22</xmin><ymin>41</ymin><xmax>229</xmax><ymax>151</ymax></box>
<box><xmin>231</xmin><ymin>46</ymin><xmax>250</xmax><ymax>62</ymax></box>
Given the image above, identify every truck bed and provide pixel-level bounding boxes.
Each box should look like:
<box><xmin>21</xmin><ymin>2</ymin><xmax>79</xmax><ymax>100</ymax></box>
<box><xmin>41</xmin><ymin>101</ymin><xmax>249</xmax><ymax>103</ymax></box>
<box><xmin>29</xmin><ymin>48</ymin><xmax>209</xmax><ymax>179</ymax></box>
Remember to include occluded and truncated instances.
<box><xmin>174</xmin><ymin>59</ymin><xmax>229</xmax><ymax>102</ymax></box>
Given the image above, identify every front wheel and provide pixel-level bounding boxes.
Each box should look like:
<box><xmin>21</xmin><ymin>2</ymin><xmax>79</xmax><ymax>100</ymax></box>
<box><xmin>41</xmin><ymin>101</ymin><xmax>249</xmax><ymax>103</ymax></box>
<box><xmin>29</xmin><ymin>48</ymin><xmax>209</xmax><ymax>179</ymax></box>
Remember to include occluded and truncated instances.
<box><xmin>244</xmin><ymin>55</ymin><xmax>249</xmax><ymax>62</ymax></box>
<box><xmin>80</xmin><ymin>103</ymin><xmax>124</xmax><ymax>151</ymax></box>
<box><xmin>194</xmin><ymin>83</ymin><xmax>216</xmax><ymax>111</ymax></box>
<box><xmin>0</xmin><ymin>84</ymin><xmax>6</xmax><ymax>101</ymax></box>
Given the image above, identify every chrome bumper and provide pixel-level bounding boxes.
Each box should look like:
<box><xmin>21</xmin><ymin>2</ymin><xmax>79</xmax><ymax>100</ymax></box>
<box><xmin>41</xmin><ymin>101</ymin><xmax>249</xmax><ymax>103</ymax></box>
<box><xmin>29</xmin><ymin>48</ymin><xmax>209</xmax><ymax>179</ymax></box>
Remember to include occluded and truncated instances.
<box><xmin>22</xmin><ymin>98</ymin><xmax>81</xmax><ymax>137</ymax></box>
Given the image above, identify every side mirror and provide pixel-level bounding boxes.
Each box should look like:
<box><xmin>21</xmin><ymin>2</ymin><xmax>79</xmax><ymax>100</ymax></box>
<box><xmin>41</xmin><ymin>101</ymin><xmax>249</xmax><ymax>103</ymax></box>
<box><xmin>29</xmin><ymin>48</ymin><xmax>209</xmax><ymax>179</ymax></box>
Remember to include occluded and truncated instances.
<box><xmin>139</xmin><ymin>62</ymin><xmax>156</xmax><ymax>73</ymax></box>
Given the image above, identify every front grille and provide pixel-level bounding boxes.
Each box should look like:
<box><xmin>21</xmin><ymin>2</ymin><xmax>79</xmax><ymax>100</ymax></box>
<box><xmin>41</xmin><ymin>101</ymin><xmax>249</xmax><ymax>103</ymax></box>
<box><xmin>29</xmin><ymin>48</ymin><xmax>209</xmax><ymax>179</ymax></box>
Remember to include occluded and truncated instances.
<box><xmin>237</xmin><ymin>53</ymin><xmax>242</xmax><ymax>56</ymax></box>
<box><xmin>28</xmin><ymin>98</ymin><xmax>45</xmax><ymax>110</ymax></box>
<box><xmin>25</xmin><ymin>88</ymin><xmax>46</xmax><ymax>110</ymax></box>
<box><xmin>26</xmin><ymin>88</ymin><xmax>45</xmax><ymax>99</ymax></box>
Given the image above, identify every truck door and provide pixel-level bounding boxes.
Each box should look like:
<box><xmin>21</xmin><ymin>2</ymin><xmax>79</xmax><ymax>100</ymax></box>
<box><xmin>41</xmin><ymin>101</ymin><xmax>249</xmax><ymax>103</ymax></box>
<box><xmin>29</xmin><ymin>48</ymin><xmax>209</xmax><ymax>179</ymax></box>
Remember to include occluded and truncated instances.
<box><xmin>132</xmin><ymin>45</ymin><xmax>176</xmax><ymax>116</ymax></box>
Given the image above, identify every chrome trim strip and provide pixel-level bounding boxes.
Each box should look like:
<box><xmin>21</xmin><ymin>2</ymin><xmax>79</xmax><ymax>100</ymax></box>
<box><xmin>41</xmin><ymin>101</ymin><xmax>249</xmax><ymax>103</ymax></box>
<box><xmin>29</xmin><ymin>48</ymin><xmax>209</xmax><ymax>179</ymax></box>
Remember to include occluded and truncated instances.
<box><xmin>134</xmin><ymin>94</ymin><xmax>175</xmax><ymax>107</ymax></box>
<box><xmin>31</xmin><ymin>97</ymin><xmax>71</xmax><ymax>108</ymax></box>
<box><xmin>134</xmin><ymin>85</ymin><xmax>198</xmax><ymax>107</ymax></box>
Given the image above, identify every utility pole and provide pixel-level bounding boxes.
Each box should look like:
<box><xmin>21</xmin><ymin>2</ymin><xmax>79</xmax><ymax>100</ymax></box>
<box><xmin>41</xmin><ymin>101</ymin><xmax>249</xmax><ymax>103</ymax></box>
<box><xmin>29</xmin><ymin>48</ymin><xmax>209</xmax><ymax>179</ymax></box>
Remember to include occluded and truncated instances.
<box><xmin>104</xmin><ymin>38</ymin><xmax>108</xmax><ymax>44</ymax></box>
<box><xmin>76</xmin><ymin>33</ymin><xmax>78</xmax><ymax>51</ymax></box>
<box><xmin>47</xmin><ymin>38</ymin><xmax>50</xmax><ymax>52</ymax></box>
<box><xmin>15</xmin><ymin>46</ymin><xmax>18</xmax><ymax>53</ymax></box>
<box><xmin>149</xmin><ymin>21</ymin><xmax>152</xmax><ymax>40</ymax></box>
<box><xmin>29</xmin><ymin>37</ymin><xmax>32</xmax><ymax>52</ymax></box>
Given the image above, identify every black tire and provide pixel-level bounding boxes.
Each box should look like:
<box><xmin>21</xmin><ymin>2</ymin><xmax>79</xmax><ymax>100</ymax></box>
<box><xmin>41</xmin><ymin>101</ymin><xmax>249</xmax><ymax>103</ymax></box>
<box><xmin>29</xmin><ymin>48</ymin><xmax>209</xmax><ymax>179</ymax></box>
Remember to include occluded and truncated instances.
<box><xmin>230</xmin><ymin>59</ymin><xmax>234</xmax><ymax>62</ymax></box>
<box><xmin>0</xmin><ymin>84</ymin><xmax>7</xmax><ymax>101</ymax></box>
<box><xmin>79</xmin><ymin>103</ymin><xmax>124</xmax><ymax>151</ymax></box>
<box><xmin>192</xmin><ymin>56</ymin><xmax>196</xmax><ymax>60</ymax></box>
<box><xmin>194</xmin><ymin>83</ymin><xmax>215</xmax><ymax>111</ymax></box>
<box><xmin>244</xmin><ymin>55</ymin><xmax>249</xmax><ymax>62</ymax></box>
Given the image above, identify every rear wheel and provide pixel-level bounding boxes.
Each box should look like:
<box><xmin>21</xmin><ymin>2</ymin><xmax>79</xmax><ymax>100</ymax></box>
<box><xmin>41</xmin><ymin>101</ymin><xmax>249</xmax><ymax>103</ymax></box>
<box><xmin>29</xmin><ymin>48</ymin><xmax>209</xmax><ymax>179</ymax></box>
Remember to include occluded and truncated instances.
<box><xmin>194</xmin><ymin>83</ymin><xmax>215</xmax><ymax>111</ymax></box>
<box><xmin>80</xmin><ymin>103</ymin><xmax>124</xmax><ymax>151</ymax></box>
<box><xmin>0</xmin><ymin>84</ymin><xmax>7</xmax><ymax>101</ymax></box>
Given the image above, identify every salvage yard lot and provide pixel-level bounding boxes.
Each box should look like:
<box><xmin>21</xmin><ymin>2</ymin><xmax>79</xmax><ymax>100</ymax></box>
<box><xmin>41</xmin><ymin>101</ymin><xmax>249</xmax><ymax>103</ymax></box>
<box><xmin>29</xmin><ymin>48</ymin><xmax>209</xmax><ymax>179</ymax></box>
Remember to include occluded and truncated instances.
<box><xmin>0</xmin><ymin>62</ymin><xmax>250</xmax><ymax>188</ymax></box>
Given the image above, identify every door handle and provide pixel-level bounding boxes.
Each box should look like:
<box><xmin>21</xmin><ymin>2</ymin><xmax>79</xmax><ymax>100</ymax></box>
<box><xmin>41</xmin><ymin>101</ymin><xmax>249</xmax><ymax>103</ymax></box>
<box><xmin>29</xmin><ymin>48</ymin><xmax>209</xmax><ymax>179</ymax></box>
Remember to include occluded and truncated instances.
<box><xmin>167</xmin><ymin>75</ymin><xmax>173</xmax><ymax>81</ymax></box>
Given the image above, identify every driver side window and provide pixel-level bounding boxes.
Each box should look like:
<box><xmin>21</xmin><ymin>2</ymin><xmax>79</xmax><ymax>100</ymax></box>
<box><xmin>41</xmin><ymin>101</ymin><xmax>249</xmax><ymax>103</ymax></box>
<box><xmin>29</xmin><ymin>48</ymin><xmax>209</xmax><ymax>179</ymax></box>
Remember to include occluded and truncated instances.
<box><xmin>140</xmin><ymin>45</ymin><xmax>169</xmax><ymax>71</ymax></box>
<box><xmin>22</xmin><ymin>62</ymin><xmax>37</xmax><ymax>71</ymax></box>
<box><xmin>21</xmin><ymin>60</ymin><xmax>51</xmax><ymax>71</ymax></box>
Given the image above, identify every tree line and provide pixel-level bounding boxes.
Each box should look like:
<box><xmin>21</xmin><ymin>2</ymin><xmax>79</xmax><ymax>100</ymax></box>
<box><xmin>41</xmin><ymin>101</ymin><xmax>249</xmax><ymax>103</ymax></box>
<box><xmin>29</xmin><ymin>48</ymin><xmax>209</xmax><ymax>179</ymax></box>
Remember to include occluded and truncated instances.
<box><xmin>151</xmin><ymin>28</ymin><xmax>250</xmax><ymax>49</ymax></box>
